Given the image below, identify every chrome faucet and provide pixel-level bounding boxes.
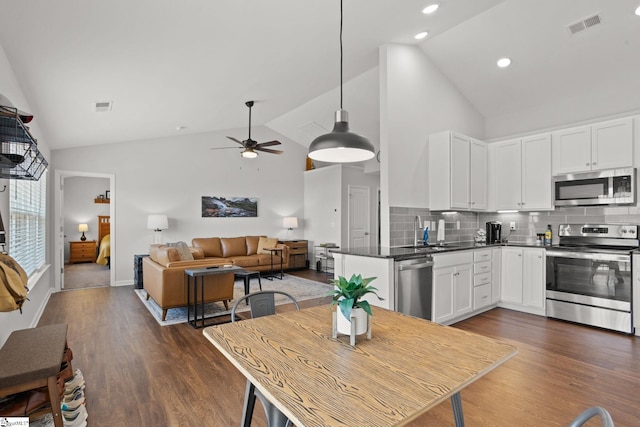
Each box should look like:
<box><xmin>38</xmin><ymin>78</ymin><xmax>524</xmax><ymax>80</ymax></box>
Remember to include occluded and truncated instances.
<box><xmin>414</xmin><ymin>215</ymin><xmax>423</xmax><ymax>246</ymax></box>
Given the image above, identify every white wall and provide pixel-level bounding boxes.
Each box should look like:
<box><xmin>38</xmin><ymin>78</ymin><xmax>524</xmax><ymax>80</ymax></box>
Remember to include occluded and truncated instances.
<box><xmin>379</xmin><ymin>44</ymin><xmax>485</xmax><ymax>246</ymax></box>
<box><xmin>52</xmin><ymin>127</ymin><xmax>308</xmax><ymax>286</ymax></box>
<box><xmin>63</xmin><ymin>176</ymin><xmax>109</xmax><ymax>261</ymax></box>
<box><xmin>304</xmin><ymin>165</ymin><xmax>342</xmax><ymax>259</ymax></box>
<box><xmin>0</xmin><ymin>41</ymin><xmax>53</xmax><ymax>345</ymax></box>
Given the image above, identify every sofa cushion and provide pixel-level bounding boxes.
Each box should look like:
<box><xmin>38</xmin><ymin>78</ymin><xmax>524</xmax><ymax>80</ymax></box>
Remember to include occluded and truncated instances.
<box><xmin>191</xmin><ymin>247</ymin><xmax>205</xmax><ymax>260</ymax></box>
<box><xmin>167</xmin><ymin>241</ymin><xmax>194</xmax><ymax>261</ymax></box>
<box><xmin>257</xmin><ymin>237</ymin><xmax>279</xmax><ymax>254</ymax></box>
<box><xmin>149</xmin><ymin>245</ymin><xmax>181</xmax><ymax>267</ymax></box>
<box><xmin>228</xmin><ymin>255</ymin><xmax>260</xmax><ymax>268</ymax></box>
<box><xmin>220</xmin><ymin>237</ymin><xmax>248</xmax><ymax>257</ymax></box>
<box><xmin>246</xmin><ymin>236</ymin><xmax>263</xmax><ymax>255</ymax></box>
<box><xmin>192</xmin><ymin>237</ymin><xmax>223</xmax><ymax>258</ymax></box>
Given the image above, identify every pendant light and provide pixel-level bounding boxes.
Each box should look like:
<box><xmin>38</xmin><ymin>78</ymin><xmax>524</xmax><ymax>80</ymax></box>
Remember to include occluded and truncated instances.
<box><xmin>308</xmin><ymin>0</ymin><xmax>375</xmax><ymax>163</ymax></box>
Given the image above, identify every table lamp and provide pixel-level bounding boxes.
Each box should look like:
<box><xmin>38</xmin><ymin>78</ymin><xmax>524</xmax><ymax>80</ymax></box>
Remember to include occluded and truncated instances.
<box><xmin>147</xmin><ymin>215</ymin><xmax>168</xmax><ymax>244</ymax></box>
<box><xmin>283</xmin><ymin>217</ymin><xmax>298</xmax><ymax>240</ymax></box>
<box><xmin>78</xmin><ymin>224</ymin><xmax>88</xmax><ymax>241</ymax></box>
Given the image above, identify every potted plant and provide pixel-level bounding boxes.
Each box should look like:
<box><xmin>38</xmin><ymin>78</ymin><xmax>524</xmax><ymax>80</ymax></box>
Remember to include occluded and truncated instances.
<box><xmin>329</xmin><ymin>274</ymin><xmax>383</xmax><ymax>335</ymax></box>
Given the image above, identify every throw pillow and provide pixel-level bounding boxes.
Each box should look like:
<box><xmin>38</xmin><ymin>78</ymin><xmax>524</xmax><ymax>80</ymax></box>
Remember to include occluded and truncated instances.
<box><xmin>167</xmin><ymin>241</ymin><xmax>194</xmax><ymax>261</ymax></box>
<box><xmin>257</xmin><ymin>237</ymin><xmax>279</xmax><ymax>254</ymax></box>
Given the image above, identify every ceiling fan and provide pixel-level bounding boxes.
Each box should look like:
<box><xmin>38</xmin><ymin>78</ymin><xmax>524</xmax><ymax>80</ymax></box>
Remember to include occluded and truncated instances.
<box><xmin>212</xmin><ymin>101</ymin><xmax>283</xmax><ymax>158</ymax></box>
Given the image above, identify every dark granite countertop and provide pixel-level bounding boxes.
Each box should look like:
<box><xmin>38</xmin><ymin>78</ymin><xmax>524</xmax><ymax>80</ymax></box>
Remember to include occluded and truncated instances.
<box><xmin>329</xmin><ymin>241</ymin><xmax>548</xmax><ymax>260</ymax></box>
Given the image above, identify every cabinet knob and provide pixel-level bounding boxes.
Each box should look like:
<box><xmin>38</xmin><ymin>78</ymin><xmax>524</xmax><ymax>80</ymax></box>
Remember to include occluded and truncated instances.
<box><xmin>521</xmin><ymin>202</ymin><xmax>526</xmax><ymax>205</ymax></box>
<box><xmin>586</xmin><ymin>163</ymin><xmax>590</xmax><ymax>166</ymax></box>
<box><xmin>518</xmin><ymin>254</ymin><xmax>522</xmax><ymax>257</ymax></box>
<box><xmin>538</xmin><ymin>255</ymin><xmax>542</xmax><ymax>258</ymax></box>
<box><xmin>592</xmin><ymin>162</ymin><xmax>597</xmax><ymax>165</ymax></box>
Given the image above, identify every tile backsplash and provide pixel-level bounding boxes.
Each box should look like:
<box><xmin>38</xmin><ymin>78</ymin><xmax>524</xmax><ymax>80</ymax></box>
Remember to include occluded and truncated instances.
<box><xmin>390</xmin><ymin>206</ymin><xmax>640</xmax><ymax>246</ymax></box>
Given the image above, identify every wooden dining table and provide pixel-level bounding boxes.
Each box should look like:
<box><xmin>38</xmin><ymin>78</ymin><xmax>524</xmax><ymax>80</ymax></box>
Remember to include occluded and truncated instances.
<box><xmin>203</xmin><ymin>304</ymin><xmax>517</xmax><ymax>427</ymax></box>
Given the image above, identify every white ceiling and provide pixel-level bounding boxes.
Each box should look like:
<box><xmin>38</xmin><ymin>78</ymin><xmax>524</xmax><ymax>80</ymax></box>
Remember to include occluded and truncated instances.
<box><xmin>0</xmin><ymin>0</ymin><xmax>639</xmax><ymax>150</ymax></box>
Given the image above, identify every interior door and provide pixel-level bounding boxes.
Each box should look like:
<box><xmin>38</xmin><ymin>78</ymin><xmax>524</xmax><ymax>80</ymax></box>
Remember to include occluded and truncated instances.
<box><xmin>348</xmin><ymin>185</ymin><xmax>370</xmax><ymax>248</ymax></box>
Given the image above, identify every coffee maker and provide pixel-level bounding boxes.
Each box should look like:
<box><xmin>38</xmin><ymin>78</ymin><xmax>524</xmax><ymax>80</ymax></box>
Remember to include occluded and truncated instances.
<box><xmin>486</xmin><ymin>221</ymin><xmax>502</xmax><ymax>244</ymax></box>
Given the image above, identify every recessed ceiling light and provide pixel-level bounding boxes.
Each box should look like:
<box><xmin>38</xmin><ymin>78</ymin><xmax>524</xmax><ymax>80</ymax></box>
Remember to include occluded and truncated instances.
<box><xmin>415</xmin><ymin>31</ymin><xmax>428</xmax><ymax>40</ymax></box>
<box><xmin>422</xmin><ymin>3</ymin><xmax>439</xmax><ymax>14</ymax></box>
<box><xmin>176</xmin><ymin>126</ymin><xmax>186</xmax><ymax>131</ymax></box>
<box><xmin>497</xmin><ymin>57</ymin><xmax>512</xmax><ymax>68</ymax></box>
<box><xmin>635</xmin><ymin>6</ymin><xmax>640</xmax><ymax>16</ymax></box>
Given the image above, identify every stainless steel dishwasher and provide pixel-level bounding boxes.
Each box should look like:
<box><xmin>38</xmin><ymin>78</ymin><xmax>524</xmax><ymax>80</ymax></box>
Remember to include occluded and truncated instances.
<box><xmin>395</xmin><ymin>256</ymin><xmax>433</xmax><ymax>320</ymax></box>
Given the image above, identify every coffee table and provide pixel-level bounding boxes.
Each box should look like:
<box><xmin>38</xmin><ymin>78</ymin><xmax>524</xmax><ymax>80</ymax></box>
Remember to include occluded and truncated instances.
<box><xmin>234</xmin><ymin>269</ymin><xmax>262</xmax><ymax>303</ymax></box>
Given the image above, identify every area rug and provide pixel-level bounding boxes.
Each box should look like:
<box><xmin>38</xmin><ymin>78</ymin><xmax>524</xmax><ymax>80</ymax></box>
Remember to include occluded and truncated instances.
<box><xmin>134</xmin><ymin>274</ymin><xmax>333</xmax><ymax>326</ymax></box>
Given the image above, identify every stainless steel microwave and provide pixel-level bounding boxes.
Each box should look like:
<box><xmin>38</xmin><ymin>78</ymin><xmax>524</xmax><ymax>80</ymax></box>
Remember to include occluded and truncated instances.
<box><xmin>554</xmin><ymin>168</ymin><xmax>636</xmax><ymax>207</ymax></box>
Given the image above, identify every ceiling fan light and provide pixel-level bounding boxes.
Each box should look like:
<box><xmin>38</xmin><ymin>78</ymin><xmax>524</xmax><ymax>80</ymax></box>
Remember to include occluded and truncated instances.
<box><xmin>309</xmin><ymin>110</ymin><xmax>375</xmax><ymax>163</ymax></box>
<box><xmin>241</xmin><ymin>148</ymin><xmax>258</xmax><ymax>158</ymax></box>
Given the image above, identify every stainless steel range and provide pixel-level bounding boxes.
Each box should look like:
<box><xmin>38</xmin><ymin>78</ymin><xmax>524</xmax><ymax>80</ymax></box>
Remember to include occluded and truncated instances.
<box><xmin>546</xmin><ymin>224</ymin><xmax>639</xmax><ymax>334</ymax></box>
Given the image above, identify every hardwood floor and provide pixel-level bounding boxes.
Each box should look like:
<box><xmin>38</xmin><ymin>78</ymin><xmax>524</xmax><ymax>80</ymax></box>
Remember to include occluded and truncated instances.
<box><xmin>37</xmin><ymin>270</ymin><xmax>639</xmax><ymax>426</ymax></box>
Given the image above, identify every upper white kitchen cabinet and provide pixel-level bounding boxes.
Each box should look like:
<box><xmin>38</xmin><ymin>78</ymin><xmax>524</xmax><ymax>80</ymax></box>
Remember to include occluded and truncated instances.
<box><xmin>552</xmin><ymin>117</ymin><xmax>633</xmax><ymax>175</ymax></box>
<box><xmin>429</xmin><ymin>131</ymin><xmax>487</xmax><ymax>211</ymax></box>
<box><xmin>493</xmin><ymin>134</ymin><xmax>553</xmax><ymax>211</ymax></box>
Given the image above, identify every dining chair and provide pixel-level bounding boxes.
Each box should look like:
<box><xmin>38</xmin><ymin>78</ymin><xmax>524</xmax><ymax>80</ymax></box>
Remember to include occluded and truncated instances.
<box><xmin>231</xmin><ymin>291</ymin><xmax>300</xmax><ymax>427</ymax></box>
<box><xmin>567</xmin><ymin>406</ymin><xmax>614</xmax><ymax>427</ymax></box>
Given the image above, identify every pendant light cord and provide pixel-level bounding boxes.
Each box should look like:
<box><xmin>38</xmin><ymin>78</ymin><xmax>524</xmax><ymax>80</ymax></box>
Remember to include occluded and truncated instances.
<box><xmin>340</xmin><ymin>0</ymin><xmax>343</xmax><ymax>110</ymax></box>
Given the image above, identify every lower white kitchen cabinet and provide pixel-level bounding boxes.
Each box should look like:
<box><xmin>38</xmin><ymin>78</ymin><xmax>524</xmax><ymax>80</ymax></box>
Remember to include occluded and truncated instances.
<box><xmin>499</xmin><ymin>247</ymin><xmax>546</xmax><ymax>315</ymax></box>
<box><xmin>432</xmin><ymin>251</ymin><xmax>473</xmax><ymax>324</ymax></box>
<box><xmin>491</xmin><ymin>248</ymin><xmax>501</xmax><ymax>303</ymax></box>
<box><xmin>332</xmin><ymin>253</ymin><xmax>394</xmax><ymax>310</ymax></box>
<box><xmin>633</xmin><ymin>252</ymin><xmax>640</xmax><ymax>336</ymax></box>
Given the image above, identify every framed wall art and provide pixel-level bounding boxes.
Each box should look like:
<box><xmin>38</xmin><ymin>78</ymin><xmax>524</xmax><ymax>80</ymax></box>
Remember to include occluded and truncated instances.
<box><xmin>201</xmin><ymin>196</ymin><xmax>258</xmax><ymax>217</ymax></box>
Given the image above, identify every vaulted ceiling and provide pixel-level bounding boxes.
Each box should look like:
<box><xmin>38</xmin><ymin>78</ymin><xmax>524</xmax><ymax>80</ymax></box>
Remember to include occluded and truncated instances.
<box><xmin>0</xmin><ymin>0</ymin><xmax>638</xmax><ymax>150</ymax></box>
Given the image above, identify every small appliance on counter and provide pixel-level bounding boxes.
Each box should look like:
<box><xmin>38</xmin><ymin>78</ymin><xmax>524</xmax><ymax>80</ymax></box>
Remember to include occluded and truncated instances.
<box><xmin>486</xmin><ymin>221</ymin><xmax>502</xmax><ymax>244</ymax></box>
<box><xmin>475</xmin><ymin>229</ymin><xmax>487</xmax><ymax>244</ymax></box>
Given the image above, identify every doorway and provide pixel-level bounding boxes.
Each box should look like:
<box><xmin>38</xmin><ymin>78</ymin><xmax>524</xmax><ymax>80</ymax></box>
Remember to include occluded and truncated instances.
<box><xmin>348</xmin><ymin>185</ymin><xmax>371</xmax><ymax>248</ymax></box>
<box><xmin>54</xmin><ymin>170</ymin><xmax>115</xmax><ymax>291</ymax></box>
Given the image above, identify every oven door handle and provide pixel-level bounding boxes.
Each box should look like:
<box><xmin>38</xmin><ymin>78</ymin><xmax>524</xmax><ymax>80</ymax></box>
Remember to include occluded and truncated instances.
<box><xmin>546</xmin><ymin>250</ymin><xmax>630</xmax><ymax>262</ymax></box>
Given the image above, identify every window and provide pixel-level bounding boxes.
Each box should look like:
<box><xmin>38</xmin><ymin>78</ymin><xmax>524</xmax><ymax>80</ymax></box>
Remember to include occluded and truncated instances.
<box><xmin>9</xmin><ymin>171</ymin><xmax>47</xmax><ymax>276</ymax></box>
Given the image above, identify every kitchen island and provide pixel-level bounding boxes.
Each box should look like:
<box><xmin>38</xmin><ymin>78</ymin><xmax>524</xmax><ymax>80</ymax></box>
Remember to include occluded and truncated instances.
<box><xmin>332</xmin><ymin>241</ymin><xmax>547</xmax><ymax>323</ymax></box>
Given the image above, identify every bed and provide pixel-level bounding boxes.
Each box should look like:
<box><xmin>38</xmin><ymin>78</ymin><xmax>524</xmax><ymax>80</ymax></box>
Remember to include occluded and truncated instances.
<box><xmin>96</xmin><ymin>215</ymin><xmax>110</xmax><ymax>267</ymax></box>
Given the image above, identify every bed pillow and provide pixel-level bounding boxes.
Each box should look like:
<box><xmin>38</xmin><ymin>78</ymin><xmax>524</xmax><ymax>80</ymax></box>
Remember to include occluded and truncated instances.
<box><xmin>167</xmin><ymin>241</ymin><xmax>194</xmax><ymax>261</ymax></box>
<box><xmin>257</xmin><ymin>237</ymin><xmax>279</xmax><ymax>254</ymax></box>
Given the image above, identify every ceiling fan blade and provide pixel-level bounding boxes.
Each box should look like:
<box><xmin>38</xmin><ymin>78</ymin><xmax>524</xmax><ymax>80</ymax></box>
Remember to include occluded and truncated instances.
<box><xmin>226</xmin><ymin>136</ymin><xmax>246</xmax><ymax>146</ymax></box>
<box><xmin>210</xmin><ymin>147</ymin><xmax>241</xmax><ymax>151</ymax></box>
<box><xmin>255</xmin><ymin>147</ymin><xmax>283</xmax><ymax>154</ymax></box>
<box><xmin>256</xmin><ymin>140</ymin><xmax>281</xmax><ymax>148</ymax></box>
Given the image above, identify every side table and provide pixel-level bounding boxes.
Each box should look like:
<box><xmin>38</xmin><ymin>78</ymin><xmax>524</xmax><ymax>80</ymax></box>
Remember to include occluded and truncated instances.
<box><xmin>133</xmin><ymin>254</ymin><xmax>149</xmax><ymax>289</ymax></box>
<box><xmin>264</xmin><ymin>247</ymin><xmax>283</xmax><ymax>280</ymax></box>
<box><xmin>185</xmin><ymin>266</ymin><xmax>242</xmax><ymax>328</ymax></box>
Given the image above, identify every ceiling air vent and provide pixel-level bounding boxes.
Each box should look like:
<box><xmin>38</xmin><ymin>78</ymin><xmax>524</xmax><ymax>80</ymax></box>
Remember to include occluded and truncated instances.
<box><xmin>567</xmin><ymin>13</ymin><xmax>602</xmax><ymax>35</ymax></box>
<box><xmin>94</xmin><ymin>101</ymin><xmax>113</xmax><ymax>112</ymax></box>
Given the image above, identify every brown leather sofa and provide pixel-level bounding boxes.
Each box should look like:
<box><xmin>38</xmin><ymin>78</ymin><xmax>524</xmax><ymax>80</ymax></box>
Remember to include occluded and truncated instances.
<box><xmin>142</xmin><ymin>236</ymin><xmax>290</xmax><ymax>320</ymax></box>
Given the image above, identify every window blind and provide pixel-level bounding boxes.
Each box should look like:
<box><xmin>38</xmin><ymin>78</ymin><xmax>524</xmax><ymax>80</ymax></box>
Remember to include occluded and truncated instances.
<box><xmin>9</xmin><ymin>171</ymin><xmax>47</xmax><ymax>276</ymax></box>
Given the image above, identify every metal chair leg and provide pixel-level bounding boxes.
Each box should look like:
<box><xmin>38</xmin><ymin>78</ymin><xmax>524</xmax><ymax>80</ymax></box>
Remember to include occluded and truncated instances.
<box><xmin>241</xmin><ymin>381</ymin><xmax>257</xmax><ymax>427</ymax></box>
<box><xmin>451</xmin><ymin>392</ymin><xmax>465</xmax><ymax>427</ymax></box>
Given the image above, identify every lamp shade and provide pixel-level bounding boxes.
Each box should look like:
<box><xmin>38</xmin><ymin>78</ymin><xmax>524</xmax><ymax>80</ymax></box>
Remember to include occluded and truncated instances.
<box><xmin>283</xmin><ymin>217</ymin><xmax>298</xmax><ymax>230</ymax></box>
<box><xmin>147</xmin><ymin>215</ymin><xmax>168</xmax><ymax>231</ymax></box>
<box><xmin>308</xmin><ymin>110</ymin><xmax>375</xmax><ymax>163</ymax></box>
<box><xmin>78</xmin><ymin>224</ymin><xmax>88</xmax><ymax>232</ymax></box>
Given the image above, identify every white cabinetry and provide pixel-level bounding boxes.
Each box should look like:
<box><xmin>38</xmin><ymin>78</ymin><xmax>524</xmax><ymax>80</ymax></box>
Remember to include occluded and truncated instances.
<box><xmin>332</xmin><ymin>254</ymin><xmax>394</xmax><ymax>310</ymax></box>
<box><xmin>429</xmin><ymin>131</ymin><xmax>487</xmax><ymax>211</ymax></box>
<box><xmin>633</xmin><ymin>252</ymin><xmax>640</xmax><ymax>336</ymax></box>
<box><xmin>432</xmin><ymin>251</ymin><xmax>473</xmax><ymax>324</ymax></box>
<box><xmin>473</xmin><ymin>249</ymin><xmax>493</xmax><ymax>311</ymax></box>
<box><xmin>552</xmin><ymin>117</ymin><xmax>633</xmax><ymax>174</ymax></box>
<box><xmin>494</xmin><ymin>134</ymin><xmax>552</xmax><ymax>211</ymax></box>
<box><xmin>491</xmin><ymin>247</ymin><xmax>501</xmax><ymax>304</ymax></box>
<box><xmin>499</xmin><ymin>247</ymin><xmax>546</xmax><ymax>315</ymax></box>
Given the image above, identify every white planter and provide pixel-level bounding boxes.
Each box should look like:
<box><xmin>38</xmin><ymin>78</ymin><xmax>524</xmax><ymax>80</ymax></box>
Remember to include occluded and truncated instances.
<box><xmin>337</xmin><ymin>307</ymin><xmax>369</xmax><ymax>335</ymax></box>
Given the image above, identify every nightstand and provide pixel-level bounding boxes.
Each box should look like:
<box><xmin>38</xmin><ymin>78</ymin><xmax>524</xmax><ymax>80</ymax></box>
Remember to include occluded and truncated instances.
<box><xmin>69</xmin><ymin>240</ymin><xmax>96</xmax><ymax>264</ymax></box>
